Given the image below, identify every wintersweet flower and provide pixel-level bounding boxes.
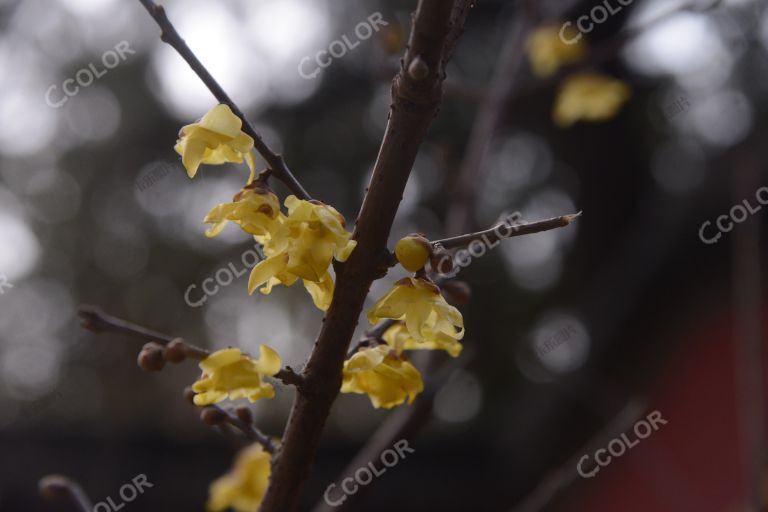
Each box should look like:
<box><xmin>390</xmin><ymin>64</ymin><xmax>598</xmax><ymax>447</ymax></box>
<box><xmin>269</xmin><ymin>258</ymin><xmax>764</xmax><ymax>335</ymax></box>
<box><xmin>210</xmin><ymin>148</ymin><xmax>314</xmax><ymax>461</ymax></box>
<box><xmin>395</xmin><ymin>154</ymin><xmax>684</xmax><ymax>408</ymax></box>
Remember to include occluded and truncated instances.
<box><xmin>203</xmin><ymin>182</ymin><xmax>284</xmax><ymax>238</ymax></box>
<box><xmin>553</xmin><ymin>73</ymin><xmax>631</xmax><ymax>127</ymax></box>
<box><xmin>175</xmin><ymin>104</ymin><xmax>256</xmax><ymax>179</ymax></box>
<box><xmin>207</xmin><ymin>444</ymin><xmax>271</xmax><ymax>512</ymax></box>
<box><xmin>248</xmin><ymin>195</ymin><xmax>357</xmax><ymax>310</ymax></box>
<box><xmin>341</xmin><ymin>345</ymin><xmax>424</xmax><ymax>409</ymax></box>
<box><xmin>192</xmin><ymin>346</ymin><xmax>281</xmax><ymax>406</ymax></box>
<box><xmin>368</xmin><ymin>277</ymin><xmax>464</xmax><ymax>346</ymax></box>
<box><xmin>383</xmin><ymin>322</ymin><xmax>462</xmax><ymax>358</ymax></box>
<box><xmin>526</xmin><ymin>24</ymin><xmax>586</xmax><ymax>78</ymax></box>
<box><xmin>394</xmin><ymin>234</ymin><xmax>431</xmax><ymax>272</ymax></box>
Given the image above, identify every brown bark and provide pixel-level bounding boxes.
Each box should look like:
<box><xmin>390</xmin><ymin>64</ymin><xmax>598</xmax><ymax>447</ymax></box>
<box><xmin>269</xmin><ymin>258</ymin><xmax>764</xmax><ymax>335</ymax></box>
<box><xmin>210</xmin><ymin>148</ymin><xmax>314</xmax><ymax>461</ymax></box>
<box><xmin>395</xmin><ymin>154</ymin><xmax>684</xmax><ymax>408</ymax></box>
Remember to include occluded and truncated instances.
<box><xmin>259</xmin><ymin>1</ymin><xmax>462</xmax><ymax>510</ymax></box>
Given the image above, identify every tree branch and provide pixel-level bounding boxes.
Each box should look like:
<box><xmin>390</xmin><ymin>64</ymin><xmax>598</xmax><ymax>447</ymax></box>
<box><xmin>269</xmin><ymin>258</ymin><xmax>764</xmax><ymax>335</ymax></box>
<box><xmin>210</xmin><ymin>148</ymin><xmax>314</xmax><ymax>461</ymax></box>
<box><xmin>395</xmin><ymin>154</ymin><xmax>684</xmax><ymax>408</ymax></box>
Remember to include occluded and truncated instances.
<box><xmin>39</xmin><ymin>475</ymin><xmax>94</xmax><ymax>512</ymax></box>
<box><xmin>259</xmin><ymin>2</ymin><xmax>469</xmax><ymax>510</ymax></box>
<box><xmin>313</xmin><ymin>5</ymin><xmax>548</xmax><ymax>509</ymax></box>
<box><xmin>135</xmin><ymin>0</ymin><xmax>310</xmax><ymax>200</ymax></box>
<box><xmin>202</xmin><ymin>405</ymin><xmax>278</xmax><ymax>454</ymax></box>
<box><xmin>77</xmin><ymin>305</ymin><xmax>304</xmax><ymax>388</ymax></box>
<box><xmin>434</xmin><ymin>212</ymin><xmax>581</xmax><ymax>250</ymax></box>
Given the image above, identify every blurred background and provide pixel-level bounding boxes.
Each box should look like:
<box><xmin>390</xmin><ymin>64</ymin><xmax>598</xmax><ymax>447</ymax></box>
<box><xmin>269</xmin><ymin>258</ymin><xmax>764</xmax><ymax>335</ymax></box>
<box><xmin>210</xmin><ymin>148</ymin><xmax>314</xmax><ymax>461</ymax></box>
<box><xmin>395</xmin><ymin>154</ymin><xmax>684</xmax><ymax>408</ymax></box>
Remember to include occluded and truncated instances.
<box><xmin>0</xmin><ymin>0</ymin><xmax>767</xmax><ymax>510</ymax></box>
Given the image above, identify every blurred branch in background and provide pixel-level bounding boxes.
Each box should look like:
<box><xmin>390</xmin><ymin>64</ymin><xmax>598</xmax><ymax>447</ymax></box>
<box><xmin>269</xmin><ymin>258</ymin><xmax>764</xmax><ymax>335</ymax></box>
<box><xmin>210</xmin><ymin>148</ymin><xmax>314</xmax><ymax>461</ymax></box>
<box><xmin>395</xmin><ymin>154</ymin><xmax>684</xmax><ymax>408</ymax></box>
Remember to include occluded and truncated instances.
<box><xmin>39</xmin><ymin>475</ymin><xmax>93</xmax><ymax>512</ymax></box>
<box><xmin>731</xmin><ymin>137</ymin><xmax>765</xmax><ymax>510</ymax></box>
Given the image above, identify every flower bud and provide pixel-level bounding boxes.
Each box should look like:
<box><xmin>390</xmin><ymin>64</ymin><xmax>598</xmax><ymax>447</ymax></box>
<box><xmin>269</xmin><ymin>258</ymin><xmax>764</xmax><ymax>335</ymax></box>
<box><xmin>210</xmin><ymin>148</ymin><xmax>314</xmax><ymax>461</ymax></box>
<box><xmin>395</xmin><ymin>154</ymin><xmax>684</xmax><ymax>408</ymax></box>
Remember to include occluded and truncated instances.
<box><xmin>430</xmin><ymin>245</ymin><xmax>453</xmax><ymax>274</ymax></box>
<box><xmin>137</xmin><ymin>342</ymin><xmax>165</xmax><ymax>372</ymax></box>
<box><xmin>235</xmin><ymin>406</ymin><xmax>253</xmax><ymax>425</ymax></box>
<box><xmin>38</xmin><ymin>475</ymin><xmax>70</xmax><ymax>500</ymax></box>
<box><xmin>165</xmin><ymin>338</ymin><xmax>188</xmax><ymax>363</ymax></box>
<box><xmin>395</xmin><ymin>235</ymin><xmax>432</xmax><ymax>272</ymax></box>
<box><xmin>200</xmin><ymin>406</ymin><xmax>228</xmax><ymax>426</ymax></box>
<box><xmin>183</xmin><ymin>386</ymin><xmax>196</xmax><ymax>404</ymax></box>
<box><xmin>441</xmin><ymin>280</ymin><xmax>472</xmax><ymax>304</ymax></box>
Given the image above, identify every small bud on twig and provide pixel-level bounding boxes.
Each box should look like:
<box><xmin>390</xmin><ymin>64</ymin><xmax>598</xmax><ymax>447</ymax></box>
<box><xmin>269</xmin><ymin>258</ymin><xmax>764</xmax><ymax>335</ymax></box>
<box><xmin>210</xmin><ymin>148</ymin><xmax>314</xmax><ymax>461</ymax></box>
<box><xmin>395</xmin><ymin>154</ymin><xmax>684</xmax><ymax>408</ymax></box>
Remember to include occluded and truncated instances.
<box><xmin>430</xmin><ymin>245</ymin><xmax>453</xmax><ymax>274</ymax></box>
<box><xmin>235</xmin><ymin>406</ymin><xmax>253</xmax><ymax>425</ymax></box>
<box><xmin>137</xmin><ymin>342</ymin><xmax>166</xmax><ymax>372</ymax></box>
<box><xmin>441</xmin><ymin>280</ymin><xmax>472</xmax><ymax>304</ymax></box>
<box><xmin>165</xmin><ymin>338</ymin><xmax>188</xmax><ymax>363</ymax></box>
<box><xmin>200</xmin><ymin>407</ymin><xmax>228</xmax><ymax>426</ymax></box>
<box><xmin>39</xmin><ymin>475</ymin><xmax>70</xmax><ymax>500</ymax></box>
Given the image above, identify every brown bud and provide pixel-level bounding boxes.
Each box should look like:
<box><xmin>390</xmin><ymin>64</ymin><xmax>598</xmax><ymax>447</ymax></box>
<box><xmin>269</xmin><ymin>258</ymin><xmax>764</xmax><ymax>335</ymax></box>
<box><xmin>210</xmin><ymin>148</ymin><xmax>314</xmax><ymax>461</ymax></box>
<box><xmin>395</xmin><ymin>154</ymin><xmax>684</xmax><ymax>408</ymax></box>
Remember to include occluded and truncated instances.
<box><xmin>430</xmin><ymin>246</ymin><xmax>453</xmax><ymax>274</ymax></box>
<box><xmin>200</xmin><ymin>407</ymin><xmax>227</xmax><ymax>426</ymax></box>
<box><xmin>137</xmin><ymin>342</ymin><xmax>165</xmax><ymax>372</ymax></box>
<box><xmin>165</xmin><ymin>338</ymin><xmax>188</xmax><ymax>363</ymax></box>
<box><xmin>183</xmin><ymin>386</ymin><xmax>196</xmax><ymax>404</ymax></box>
<box><xmin>38</xmin><ymin>475</ymin><xmax>71</xmax><ymax>500</ymax></box>
<box><xmin>441</xmin><ymin>280</ymin><xmax>472</xmax><ymax>305</ymax></box>
<box><xmin>235</xmin><ymin>406</ymin><xmax>253</xmax><ymax>425</ymax></box>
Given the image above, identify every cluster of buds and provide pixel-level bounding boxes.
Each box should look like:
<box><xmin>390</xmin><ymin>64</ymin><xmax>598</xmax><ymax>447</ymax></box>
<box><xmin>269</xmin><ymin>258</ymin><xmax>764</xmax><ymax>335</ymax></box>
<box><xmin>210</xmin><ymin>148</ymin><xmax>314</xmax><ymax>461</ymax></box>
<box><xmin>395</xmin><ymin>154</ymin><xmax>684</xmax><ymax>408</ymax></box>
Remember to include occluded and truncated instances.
<box><xmin>137</xmin><ymin>338</ymin><xmax>189</xmax><ymax>372</ymax></box>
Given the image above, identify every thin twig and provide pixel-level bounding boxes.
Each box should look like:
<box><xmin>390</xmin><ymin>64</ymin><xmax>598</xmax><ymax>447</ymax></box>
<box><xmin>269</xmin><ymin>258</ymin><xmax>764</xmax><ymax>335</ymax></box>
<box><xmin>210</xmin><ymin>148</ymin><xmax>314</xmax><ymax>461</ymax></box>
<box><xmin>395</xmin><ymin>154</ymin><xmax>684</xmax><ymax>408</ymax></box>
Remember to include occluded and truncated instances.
<box><xmin>77</xmin><ymin>305</ymin><xmax>305</xmax><ymax>387</ymax></box>
<box><xmin>434</xmin><ymin>212</ymin><xmax>581</xmax><ymax>250</ymax></box>
<box><xmin>212</xmin><ymin>405</ymin><xmax>278</xmax><ymax>454</ymax></box>
<box><xmin>135</xmin><ymin>0</ymin><xmax>310</xmax><ymax>200</ymax></box>
<box><xmin>346</xmin><ymin>319</ymin><xmax>397</xmax><ymax>358</ymax></box>
<box><xmin>77</xmin><ymin>305</ymin><xmax>209</xmax><ymax>359</ymax></box>
<box><xmin>39</xmin><ymin>475</ymin><xmax>94</xmax><ymax>512</ymax></box>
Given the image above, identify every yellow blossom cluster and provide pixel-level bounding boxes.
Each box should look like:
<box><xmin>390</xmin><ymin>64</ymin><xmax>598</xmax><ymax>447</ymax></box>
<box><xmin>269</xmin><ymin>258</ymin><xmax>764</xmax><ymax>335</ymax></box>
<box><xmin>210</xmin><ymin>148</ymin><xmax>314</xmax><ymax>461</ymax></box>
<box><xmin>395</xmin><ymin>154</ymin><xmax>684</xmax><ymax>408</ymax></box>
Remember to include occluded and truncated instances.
<box><xmin>525</xmin><ymin>24</ymin><xmax>631</xmax><ymax>126</ymax></box>
<box><xmin>176</xmin><ymin>104</ymin><xmax>357</xmax><ymax>311</ymax></box>
<box><xmin>175</xmin><ymin>105</ymin><xmax>473</xmax><ymax>509</ymax></box>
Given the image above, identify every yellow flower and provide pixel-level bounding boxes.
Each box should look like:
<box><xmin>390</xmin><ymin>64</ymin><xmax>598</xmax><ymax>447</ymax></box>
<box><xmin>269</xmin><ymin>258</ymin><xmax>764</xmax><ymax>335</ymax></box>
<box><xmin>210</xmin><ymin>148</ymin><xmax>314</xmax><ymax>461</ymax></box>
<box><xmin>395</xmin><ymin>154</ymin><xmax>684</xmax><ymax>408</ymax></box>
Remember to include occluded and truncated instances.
<box><xmin>175</xmin><ymin>104</ymin><xmax>256</xmax><ymax>179</ymax></box>
<box><xmin>208</xmin><ymin>444</ymin><xmax>271</xmax><ymax>512</ymax></box>
<box><xmin>383</xmin><ymin>322</ymin><xmax>462</xmax><ymax>358</ymax></box>
<box><xmin>248</xmin><ymin>195</ymin><xmax>357</xmax><ymax>310</ymax></box>
<box><xmin>553</xmin><ymin>73</ymin><xmax>631</xmax><ymax>127</ymax></box>
<box><xmin>204</xmin><ymin>182</ymin><xmax>284</xmax><ymax>238</ymax></box>
<box><xmin>341</xmin><ymin>345</ymin><xmax>424</xmax><ymax>409</ymax></box>
<box><xmin>192</xmin><ymin>346</ymin><xmax>281</xmax><ymax>406</ymax></box>
<box><xmin>526</xmin><ymin>24</ymin><xmax>586</xmax><ymax>78</ymax></box>
<box><xmin>394</xmin><ymin>235</ymin><xmax>431</xmax><ymax>272</ymax></box>
<box><xmin>368</xmin><ymin>277</ymin><xmax>464</xmax><ymax>347</ymax></box>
